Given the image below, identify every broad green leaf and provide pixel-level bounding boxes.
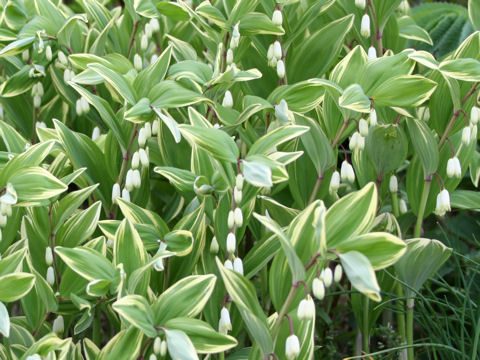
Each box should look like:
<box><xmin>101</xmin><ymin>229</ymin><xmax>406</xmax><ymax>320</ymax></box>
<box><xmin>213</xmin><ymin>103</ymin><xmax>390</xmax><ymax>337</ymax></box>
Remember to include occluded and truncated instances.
<box><xmin>326</xmin><ymin>183</ymin><xmax>377</xmax><ymax>248</ymax></box>
<box><xmin>98</xmin><ymin>327</ymin><xmax>143</xmax><ymax>360</ymax></box>
<box><xmin>395</xmin><ymin>238</ymin><xmax>452</xmax><ymax>299</ymax></box>
<box><xmin>8</xmin><ymin>167</ymin><xmax>67</xmax><ymax>204</ymax></box>
<box><xmin>248</xmin><ymin>125</ymin><xmax>309</xmax><ymax>156</ymax></box>
<box><xmin>405</xmin><ymin>117</ymin><xmax>439</xmax><ymax>176</ymax></box>
<box><xmin>153</xmin><ymin>275</ymin><xmax>216</xmax><ymax>324</ymax></box>
<box><xmin>55</xmin><ymin>246</ymin><xmax>116</xmax><ymax>281</ymax></box>
<box><xmin>88</xmin><ymin>63</ymin><xmax>136</xmax><ymax>104</ymax></box>
<box><xmin>154</xmin><ymin>166</ymin><xmax>196</xmax><ymax>194</ymax></box>
<box><xmin>339</xmin><ymin>251</ymin><xmax>381</xmax><ymax>302</ymax></box>
<box><xmin>470</xmin><ymin>0</ymin><xmax>480</xmax><ymax>30</ymax></box>
<box><xmin>239</xmin><ymin>12</ymin><xmax>284</xmax><ymax>35</ymax></box>
<box><xmin>439</xmin><ymin>58</ymin><xmax>480</xmax><ymax>82</ymax></box>
<box><xmin>165</xmin><ymin>318</ymin><xmax>237</xmax><ymax>354</ymax></box>
<box><xmin>113</xmin><ymin>295</ymin><xmax>156</xmax><ymax>337</ymax></box>
<box><xmin>253</xmin><ymin>213</ymin><xmax>306</xmax><ymax>282</ymax></box>
<box><xmin>241</xmin><ymin>160</ymin><xmax>273</xmax><ymax>187</ymax></box>
<box><xmin>216</xmin><ymin>258</ymin><xmax>274</xmax><ymax>356</ymax></box>
<box><xmin>336</xmin><ymin>232</ymin><xmax>406</xmax><ymax>270</ymax></box>
<box><xmin>0</xmin><ymin>37</ymin><xmax>34</xmax><ymax>57</ymax></box>
<box><xmin>0</xmin><ymin>273</ymin><xmax>35</xmax><ymax>302</ymax></box>
<box><xmin>451</xmin><ymin>190</ymin><xmax>480</xmax><ymax>210</ymax></box>
<box><xmin>0</xmin><ymin>302</ymin><xmax>9</xmax><ymax>338</ymax></box>
<box><xmin>339</xmin><ymin>84</ymin><xmax>371</xmax><ymax>113</ymax></box>
<box><xmin>179</xmin><ymin>125</ymin><xmax>239</xmax><ymax>163</ymax></box>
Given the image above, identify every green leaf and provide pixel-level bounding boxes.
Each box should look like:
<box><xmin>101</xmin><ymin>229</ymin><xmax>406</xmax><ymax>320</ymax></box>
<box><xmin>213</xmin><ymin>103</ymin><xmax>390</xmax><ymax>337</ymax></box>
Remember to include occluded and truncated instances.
<box><xmin>150</xmin><ymin>80</ymin><xmax>208</xmax><ymax>108</ymax></box>
<box><xmin>326</xmin><ymin>183</ymin><xmax>377</xmax><ymax>249</ymax></box>
<box><xmin>164</xmin><ymin>329</ymin><xmax>199</xmax><ymax>360</ymax></box>
<box><xmin>469</xmin><ymin>0</ymin><xmax>480</xmax><ymax>30</ymax></box>
<box><xmin>0</xmin><ymin>302</ymin><xmax>9</xmax><ymax>338</ymax></box>
<box><xmin>153</xmin><ymin>275</ymin><xmax>216</xmax><ymax>325</ymax></box>
<box><xmin>395</xmin><ymin>238</ymin><xmax>452</xmax><ymax>299</ymax></box>
<box><xmin>405</xmin><ymin>118</ymin><xmax>439</xmax><ymax>176</ymax></box>
<box><xmin>451</xmin><ymin>190</ymin><xmax>480</xmax><ymax>210</ymax></box>
<box><xmin>370</xmin><ymin>75</ymin><xmax>437</xmax><ymax>107</ymax></box>
<box><xmin>113</xmin><ymin>295</ymin><xmax>156</xmax><ymax>337</ymax></box>
<box><xmin>339</xmin><ymin>251</ymin><xmax>381</xmax><ymax>302</ymax></box>
<box><xmin>439</xmin><ymin>58</ymin><xmax>480</xmax><ymax>82</ymax></box>
<box><xmin>8</xmin><ymin>167</ymin><xmax>67</xmax><ymax>204</ymax></box>
<box><xmin>135</xmin><ymin>46</ymin><xmax>172</xmax><ymax>96</ymax></box>
<box><xmin>165</xmin><ymin>318</ymin><xmax>237</xmax><ymax>354</ymax></box>
<box><xmin>0</xmin><ymin>273</ymin><xmax>35</xmax><ymax>302</ymax></box>
<box><xmin>98</xmin><ymin>327</ymin><xmax>143</xmax><ymax>360</ymax></box>
<box><xmin>336</xmin><ymin>232</ymin><xmax>406</xmax><ymax>270</ymax></box>
<box><xmin>152</xmin><ymin>107</ymin><xmax>181</xmax><ymax>143</ymax></box>
<box><xmin>179</xmin><ymin>125</ymin><xmax>239</xmax><ymax>163</ymax></box>
<box><xmin>253</xmin><ymin>213</ymin><xmax>306</xmax><ymax>282</ymax></box>
<box><xmin>55</xmin><ymin>246</ymin><xmax>116</xmax><ymax>281</ymax></box>
<box><xmin>88</xmin><ymin>63</ymin><xmax>136</xmax><ymax>104</ymax></box>
<box><xmin>154</xmin><ymin>167</ymin><xmax>196</xmax><ymax>194</ymax></box>
<box><xmin>0</xmin><ymin>66</ymin><xmax>35</xmax><ymax>97</ymax></box>
<box><xmin>241</xmin><ymin>160</ymin><xmax>272</xmax><ymax>187</ymax></box>
<box><xmin>248</xmin><ymin>125</ymin><xmax>309</xmax><ymax>156</ymax></box>
<box><xmin>239</xmin><ymin>12</ymin><xmax>284</xmax><ymax>35</ymax></box>
<box><xmin>339</xmin><ymin>84</ymin><xmax>371</xmax><ymax>113</ymax></box>
<box><xmin>216</xmin><ymin>258</ymin><xmax>274</xmax><ymax>356</ymax></box>
<box><xmin>0</xmin><ymin>37</ymin><xmax>34</xmax><ymax>57</ymax></box>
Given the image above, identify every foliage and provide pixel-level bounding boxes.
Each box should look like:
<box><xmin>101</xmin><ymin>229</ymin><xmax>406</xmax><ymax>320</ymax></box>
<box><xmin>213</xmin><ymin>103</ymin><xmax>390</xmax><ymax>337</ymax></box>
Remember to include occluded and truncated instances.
<box><xmin>0</xmin><ymin>0</ymin><xmax>478</xmax><ymax>359</ymax></box>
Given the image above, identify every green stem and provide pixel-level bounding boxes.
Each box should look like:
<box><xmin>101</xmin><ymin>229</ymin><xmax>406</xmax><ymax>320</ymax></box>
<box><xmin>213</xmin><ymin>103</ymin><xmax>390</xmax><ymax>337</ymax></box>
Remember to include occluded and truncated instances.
<box><xmin>363</xmin><ymin>296</ymin><xmax>370</xmax><ymax>354</ymax></box>
<box><xmin>414</xmin><ymin>179</ymin><xmax>431</xmax><ymax>238</ymax></box>
<box><xmin>391</xmin><ymin>192</ymin><xmax>400</xmax><ymax>218</ymax></box>
<box><xmin>396</xmin><ymin>284</ymin><xmax>407</xmax><ymax>354</ymax></box>
<box><xmin>272</xmin><ymin>286</ymin><xmax>298</xmax><ymax>343</ymax></box>
<box><xmin>406</xmin><ymin>298</ymin><xmax>415</xmax><ymax>360</ymax></box>
<box><xmin>308</xmin><ymin>174</ymin><xmax>323</xmax><ymax>205</ymax></box>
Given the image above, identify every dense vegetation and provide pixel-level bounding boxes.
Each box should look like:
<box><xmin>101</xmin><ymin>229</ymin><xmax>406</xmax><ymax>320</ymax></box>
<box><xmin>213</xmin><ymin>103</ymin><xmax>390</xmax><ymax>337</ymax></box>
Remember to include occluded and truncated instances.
<box><xmin>0</xmin><ymin>0</ymin><xmax>479</xmax><ymax>359</ymax></box>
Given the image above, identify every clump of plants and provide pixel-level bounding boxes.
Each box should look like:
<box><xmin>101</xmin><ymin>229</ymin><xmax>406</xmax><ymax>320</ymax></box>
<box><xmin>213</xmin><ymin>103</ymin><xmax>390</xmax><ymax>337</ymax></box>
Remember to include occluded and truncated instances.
<box><xmin>0</xmin><ymin>0</ymin><xmax>479</xmax><ymax>359</ymax></box>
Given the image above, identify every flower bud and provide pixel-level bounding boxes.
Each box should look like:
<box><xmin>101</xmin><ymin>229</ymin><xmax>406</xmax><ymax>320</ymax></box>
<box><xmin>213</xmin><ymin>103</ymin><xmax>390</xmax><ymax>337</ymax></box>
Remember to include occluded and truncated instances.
<box><xmin>35</xmin><ymin>122</ymin><xmax>46</xmax><ymax>129</ymax></box>
<box><xmin>160</xmin><ymin>340</ymin><xmax>167</xmax><ymax>356</ymax></box>
<box><xmin>277</xmin><ymin>59</ymin><xmax>285</xmax><ymax>78</ymax></box>
<box><xmin>125</xmin><ymin>169</ymin><xmax>134</xmax><ymax>191</ymax></box>
<box><xmin>267</xmin><ymin>44</ymin><xmax>274</xmax><ymax>61</ymax></box>
<box><xmin>359</xmin><ymin>119</ymin><xmax>369</xmax><ymax>137</ymax></box>
<box><xmin>63</xmin><ymin>69</ymin><xmax>71</xmax><ymax>83</ymax></box>
<box><xmin>219</xmin><ymin>307</ymin><xmax>232</xmax><ymax>333</ymax></box>
<box><xmin>285</xmin><ymin>334</ymin><xmax>300</xmax><ymax>360</ymax></box>
<box><xmin>471</xmin><ymin>106</ymin><xmax>480</xmax><ymax>125</ymax></box>
<box><xmin>228</xmin><ymin>210</ymin><xmax>235</xmax><ymax>229</ymax></box>
<box><xmin>369</xmin><ymin>109</ymin><xmax>377</xmax><ymax>126</ymax></box>
<box><xmin>222</xmin><ymin>90</ymin><xmax>233</xmax><ymax>108</ymax></box>
<box><xmin>45</xmin><ymin>247</ymin><xmax>53</xmax><ymax>266</ymax></box>
<box><xmin>355</xmin><ymin>0</ymin><xmax>366</xmax><ymax>9</ymax></box>
<box><xmin>46</xmin><ymin>266</ymin><xmax>55</xmax><ymax>285</ymax></box>
<box><xmin>149</xmin><ymin>355</ymin><xmax>157</xmax><ymax>360</ymax></box>
<box><xmin>76</xmin><ymin>99</ymin><xmax>83</xmax><ymax>116</ymax></box>
<box><xmin>122</xmin><ymin>188</ymin><xmax>130</xmax><ymax>201</ymax></box>
<box><xmin>81</xmin><ymin>97</ymin><xmax>90</xmax><ymax>114</ymax></box>
<box><xmin>153</xmin><ymin>337</ymin><xmax>162</xmax><ymax>354</ymax></box>
<box><xmin>233</xmin><ymin>257</ymin><xmax>244</xmax><ymax>275</ymax></box>
<box><xmin>234</xmin><ymin>186</ymin><xmax>242</xmax><ymax>204</ymax></box>
<box><xmin>140</xmin><ymin>34</ymin><xmax>148</xmax><ymax>51</ymax></box>
<box><xmin>150</xmin><ymin>54</ymin><xmax>158</xmax><ymax>64</ymax></box>
<box><xmin>272</xmin><ymin>9</ymin><xmax>283</xmax><ymax>26</ymax></box>
<box><xmin>143</xmin><ymin>122</ymin><xmax>152</xmax><ymax>140</ymax></box>
<box><xmin>340</xmin><ymin>161</ymin><xmax>355</xmax><ymax>183</ymax></box>
<box><xmin>152</xmin><ymin>119</ymin><xmax>159</xmax><ymax>135</ymax></box>
<box><xmin>226</xmin><ymin>232</ymin><xmax>236</xmax><ymax>254</ymax></box>
<box><xmin>22</xmin><ymin>49</ymin><xmax>29</xmax><ymax>62</ymax></box>
<box><xmin>236</xmin><ymin>174</ymin><xmax>244</xmax><ymax>190</ymax></box>
<box><xmin>226</xmin><ymin>48</ymin><xmax>234</xmax><ymax>65</ymax></box>
<box><xmin>273</xmin><ymin>41</ymin><xmax>282</xmax><ymax>60</ymax></box>
<box><xmin>138</xmin><ymin>127</ymin><xmax>147</xmax><ymax>148</ymax></box>
<box><xmin>312</xmin><ymin>278</ymin><xmax>325</xmax><ymax>300</ymax></box>
<box><xmin>0</xmin><ymin>201</ymin><xmax>11</xmax><ymax>216</ymax></box>
<box><xmin>0</xmin><ymin>215</ymin><xmax>6</xmax><ymax>227</ymax></box>
<box><xmin>322</xmin><ymin>267</ymin><xmax>333</xmax><ymax>288</ymax></box>
<box><xmin>349</xmin><ymin>132</ymin><xmax>362</xmax><ymax>151</ymax></box>
<box><xmin>134</xmin><ymin>53</ymin><xmax>142</xmax><ymax>71</ymax></box>
<box><xmin>329</xmin><ymin>171</ymin><xmax>340</xmax><ymax>194</ymax></box>
<box><xmin>446</xmin><ymin>156</ymin><xmax>461</xmax><ymax>178</ymax></box>
<box><xmin>33</xmin><ymin>95</ymin><xmax>41</xmax><ymax>108</ymax></box>
<box><xmin>58</xmin><ymin>51</ymin><xmax>67</xmax><ymax>65</ymax></box>
<box><xmin>232</xmin><ymin>23</ymin><xmax>240</xmax><ymax>39</ymax></box>
<box><xmin>434</xmin><ymin>189</ymin><xmax>451</xmax><ymax>216</ymax></box>
<box><xmin>368</xmin><ymin>46</ymin><xmax>377</xmax><ymax>59</ymax></box>
<box><xmin>112</xmin><ymin>183</ymin><xmax>121</xmax><ymax>202</ymax></box>
<box><xmin>334</xmin><ymin>264</ymin><xmax>343</xmax><ymax>283</ymax></box>
<box><xmin>145</xmin><ymin>23</ymin><xmax>153</xmax><ymax>39</ymax></box>
<box><xmin>399</xmin><ymin>198</ymin><xmax>408</xmax><ymax>214</ymax></box>
<box><xmin>132</xmin><ymin>169</ymin><xmax>141</xmax><ymax>188</ymax></box>
<box><xmin>210</xmin><ymin>236</ymin><xmax>219</xmax><ymax>253</ymax></box>
<box><xmin>462</xmin><ymin>126</ymin><xmax>471</xmax><ymax>145</ymax></box>
<box><xmin>361</xmin><ymin>14</ymin><xmax>371</xmax><ymax>38</ymax></box>
<box><xmin>389</xmin><ymin>175</ymin><xmax>398</xmax><ymax>193</ymax></box>
<box><xmin>45</xmin><ymin>45</ymin><xmax>52</xmax><ymax>61</ymax></box>
<box><xmin>91</xmin><ymin>126</ymin><xmax>100</xmax><ymax>141</ymax></box>
<box><xmin>36</xmin><ymin>83</ymin><xmax>44</xmax><ymax>97</ymax></box>
<box><xmin>131</xmin><ymin>151</ymin><xmax>140</xmax><ymax>169</ymax></box>
<box><xmin>234</xmin><ymin>207</ymin><xmax>243</xmax><ymax>227</ymax></box>
<box><xmin>150</xmin><ymin>18</ymin><xmax>160</xmax><ymax>33</ymax></box>
<box><xmin>297</xmin><ymin>295</ymin><xmax>315</xmax><ymax>321</ymax></box>
<box><xmin>224</xmin><ymin>259</ymin><xmax>233</xmax><ymax>270</ymax></box>
<box><xmin>139</xmin><ymin>148</ymin><xmax>149</xmax><ymax>168</ymax></box>
<box><xmin>0</xmin><ymin>104</ymin><xmax>3</xmax><ymax>120</ymax></box>
<box><xmin>52</xmin><ymin>315</ymin><xmax>64</xmax><ymax>336</ymax></box>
